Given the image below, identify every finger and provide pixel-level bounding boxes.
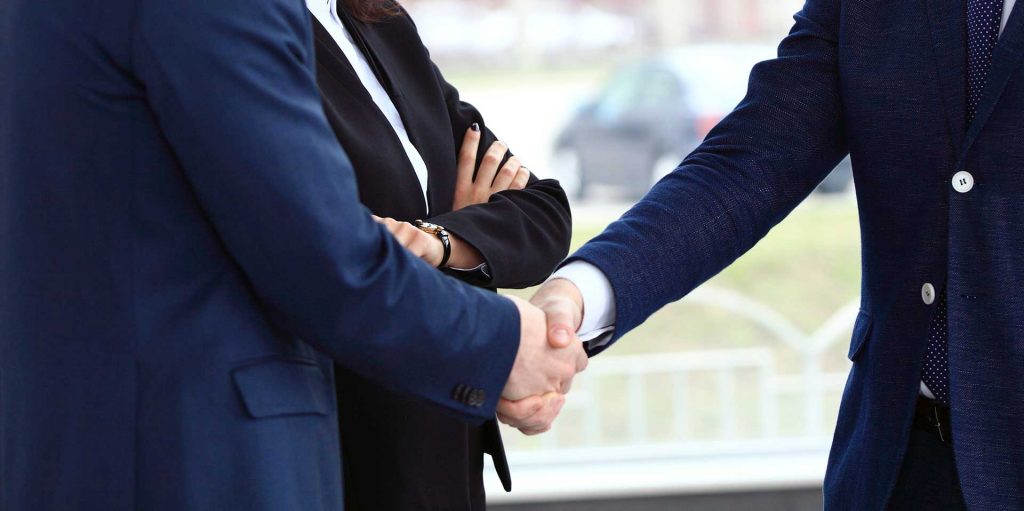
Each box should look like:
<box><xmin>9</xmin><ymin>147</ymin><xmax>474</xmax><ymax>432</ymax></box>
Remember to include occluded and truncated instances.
<box><xmin>520</xmin><ymin>398</ymin><xmax>567</xmax><ymax>436</ymax></box>
<box><xmin>475</xmin><ymin>141</ymin><xmax>507</xmax><ymax>191</ymax></box>
<box><xmin>558</xmin><ymin>341</ymin><xmax>591</xmax><ymax>394</ymax></box>
<box><xmin>456</xmin><ymin>124</ymin><xmax>481</xmax><ymax>192</ymax></box>
<box><xmin>496</xmin><ymin>396</ymin><xmax>544</xmax><ymax>425</ymax></box>
<box><xmin>498</xmin><ymin>393</ymin><xmax>561</xmax><ymax>430</ymax></box>
<box><xmin>575</xmin><ymin>343</ymin><xmax>590</xmax><ymax>373</ymax></box>
<box><xmin>394</xmin><ymin>222</ymin><xmax>420</xmax><ymax>247</ymax></box>
<box><xmin>490</xmin><ymin>156</ymin><xmax>521</xmax><ymax>193</ymax></box>
<box><xmin>504</xmin><ymin>393</ymin><xmax>566</xmax><ymax>434</ymax></box>
<box><xmin>409</xmin><ymin>230</ymin><xmax>443</xmax><ymax>265</ymax></box>
<box><xmin>405</xmin><ymin>233</ymin><xmax>430</xmax><ymax>259</ymax></box>
<box><xmin>371</xmin><ymin>214</ymin><xmax>385</xmax><ymax>223</ymax></box>
<box><xmin>379</xmin><ymin>217</ymin><xmax>402</xmax><ymax>235</ymax></box>
<box><xmin>509</xmin><ymin>166</ymin><xmax>531</xmax><ymax>190</ymax></box>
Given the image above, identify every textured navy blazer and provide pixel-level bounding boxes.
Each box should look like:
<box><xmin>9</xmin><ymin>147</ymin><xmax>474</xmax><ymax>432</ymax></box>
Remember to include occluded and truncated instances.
<box><xmin>0</xmin><ymin>1</ymin><xmax>521</xmax><ymax>509</ymax></box>
<box><xmin>570</xmin><ymin>1</ymin><xmax>1024</xmax><ymax>509</ymax></box>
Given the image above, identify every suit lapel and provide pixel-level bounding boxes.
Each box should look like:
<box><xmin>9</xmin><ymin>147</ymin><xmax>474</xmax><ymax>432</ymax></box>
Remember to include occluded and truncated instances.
<box><xmin>924</xmin><ymin>0</ymin><xmax>968</xmax><ymax>153</ymax></box>
<box><xmin>313</xmin><ymin>15</ymin><xmax>431</xmax><ymax>218</ymax></box>
<box><xmin>341</xmin><ymin>13</ymin><xmax>456</xmax><ymax>216</ymax></box>
<box><xmin>312</xmin><ymin>18</ymin><xmax>361</xmax><ymax>84</ymax></box>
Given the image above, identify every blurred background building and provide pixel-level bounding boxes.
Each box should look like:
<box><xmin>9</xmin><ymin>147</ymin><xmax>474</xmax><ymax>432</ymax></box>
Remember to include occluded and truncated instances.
<box><xmin>402</xmin><ymin>1</ymin><xmax>855</xmax><ymax>509</ymax></box>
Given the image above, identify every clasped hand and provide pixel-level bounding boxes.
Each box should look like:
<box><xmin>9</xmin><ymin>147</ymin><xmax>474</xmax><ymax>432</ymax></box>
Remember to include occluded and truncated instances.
<box><xmin>499</xmin><ymin>279</ymin><xmax>587</xmax><ymax>435</ymax></box>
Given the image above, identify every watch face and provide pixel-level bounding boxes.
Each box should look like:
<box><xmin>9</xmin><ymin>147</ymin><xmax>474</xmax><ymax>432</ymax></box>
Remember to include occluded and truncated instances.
<box><xmin>415</xmin><ymin>221</ymin><xmax>443</xmax><ymax>235</ymax></box>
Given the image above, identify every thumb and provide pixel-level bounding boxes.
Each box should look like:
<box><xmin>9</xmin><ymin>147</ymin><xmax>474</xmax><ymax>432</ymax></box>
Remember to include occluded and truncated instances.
<box><xmin>545</xmin><ymin>302</ymin><xmax>577</xmax><ymax>349</ymax></box>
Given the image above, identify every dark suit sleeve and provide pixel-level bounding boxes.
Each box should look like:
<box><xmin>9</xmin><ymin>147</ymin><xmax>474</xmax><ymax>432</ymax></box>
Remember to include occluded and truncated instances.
<box><xmin>130</xmin><ymin>0</ymin><xmax>519</xmax><ymax>422</ymax></box>
<box><xmin>569</xmin><ymin>0</ymin><xmax>847</xmax><ymax>354</ymax></box>
<box><xmin>425</xmin><ymin>63</ymin><xmax>573</xmax><ymax>289</ymax></box>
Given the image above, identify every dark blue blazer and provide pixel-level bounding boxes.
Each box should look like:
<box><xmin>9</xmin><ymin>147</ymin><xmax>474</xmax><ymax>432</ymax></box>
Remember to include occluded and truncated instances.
<box><xmin>0</xmin><ymin>1</ymin><xmax>520</xmax><ymax>509</ymax></box>
<box><xmin>570</xmin><ymin>1</ymin><xmax>1024</xmax><ymax>509</ymax></box>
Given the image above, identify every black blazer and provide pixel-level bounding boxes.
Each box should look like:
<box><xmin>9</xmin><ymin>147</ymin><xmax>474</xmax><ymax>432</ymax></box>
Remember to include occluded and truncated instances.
<box><xmin>311</xmin><ymin>8</ymin><xmax>572</xmax><ymax>511</ymax></box>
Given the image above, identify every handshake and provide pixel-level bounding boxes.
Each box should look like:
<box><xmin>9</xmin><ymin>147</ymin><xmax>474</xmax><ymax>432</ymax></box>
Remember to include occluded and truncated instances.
<box><xmin>498</xmin><ymin>279</ymin><xmax>588</xmax><ymax>435</ymax></box>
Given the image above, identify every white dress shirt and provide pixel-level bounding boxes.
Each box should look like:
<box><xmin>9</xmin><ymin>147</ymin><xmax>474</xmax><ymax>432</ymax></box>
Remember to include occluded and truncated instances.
<box><xmin>1005</xmin><ymin>0</ymin><xmax>1017</xmax><ymax>33</ymax></box>
<box><xmin>554</xmin><ymin>0</ymin><xmax>1018</xmax><ymax>391</ymax></box>
<box><xmin>306</xmin><ymin>0</ymin><xmax>431</xmax><ymax>210</ymax></box>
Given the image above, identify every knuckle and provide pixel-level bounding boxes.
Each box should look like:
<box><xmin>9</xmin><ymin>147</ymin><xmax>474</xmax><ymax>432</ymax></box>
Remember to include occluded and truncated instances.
<box><xmin>562</xmin><ymin>365</ymin><xmax>576</xmax><ymax>380</ymax></box>
<box><xmin>525</xmin><ymin>418</ymin><xmax>545</xmax><ymax>431</ymax></box>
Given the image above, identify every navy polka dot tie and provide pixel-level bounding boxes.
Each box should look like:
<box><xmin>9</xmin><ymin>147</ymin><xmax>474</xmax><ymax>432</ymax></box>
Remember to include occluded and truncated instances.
<box><xmin>967</xmin><ymin>0</ymin><xmax>1004</xmax><ymax>119</ymax></box>
<box><xmin>922</xmin><ymin>0</ymin><xmax>1004</xmax><ymax>406</ymax></box>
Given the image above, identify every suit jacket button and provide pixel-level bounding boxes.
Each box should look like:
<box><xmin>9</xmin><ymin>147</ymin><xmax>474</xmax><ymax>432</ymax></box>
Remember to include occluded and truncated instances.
<box><xmin>469</xmin><ymin>389</ymin><xmax>486</xmax><ymax>408</ymax></box>
<box><xmin>922</xmin><ymin>283</ymin><xmax>936</xmax><ymax>305</ymax></box>
<box><xmin>952</xmin><ymin>171</ymin><xmax>974</xmax><ymax>193</ymax></box>
<box><xmin>452</xmin><ymin>384</ymin><xmax>469</xmax><ymax>403</ymax></box>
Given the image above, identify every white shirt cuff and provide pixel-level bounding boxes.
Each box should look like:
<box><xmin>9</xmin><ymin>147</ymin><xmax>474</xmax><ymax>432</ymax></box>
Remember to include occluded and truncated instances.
<box><xmin>548</xmin><ymin>261</ymin><xmax>616</xmax><ymax>344</ymax></box>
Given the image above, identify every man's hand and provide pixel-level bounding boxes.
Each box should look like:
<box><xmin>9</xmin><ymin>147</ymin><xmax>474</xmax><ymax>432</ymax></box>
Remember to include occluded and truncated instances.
<box><xmin>498</xmin><ymin>279</ymin><xmax>587</xmax><ymax>435</ymax></box>
<box><xmin>530</xmin><ymin>278</ymin><xmax>585</xmax><ymax>349</ymax></box>
<box><xmin>501</xmin><ymin>295</ymin><xmax>587</xmax><ymax>403</ymax></box>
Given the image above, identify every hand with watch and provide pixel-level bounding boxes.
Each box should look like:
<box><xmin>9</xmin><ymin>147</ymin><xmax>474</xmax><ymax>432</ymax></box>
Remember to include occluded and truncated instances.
<box><xmin>371</xmin><ymin>126</ymin><xmax>531</xmax><ymax>271</ymax></box>
<box><xmin>371</xmin><ymin>216</ymin><xmax>483</xmax><ymax>270</ymax></box>
<box><xmin>412</xmin><ymin>220</ymin><xmax>452</xmax><ymax>268</ymax></box>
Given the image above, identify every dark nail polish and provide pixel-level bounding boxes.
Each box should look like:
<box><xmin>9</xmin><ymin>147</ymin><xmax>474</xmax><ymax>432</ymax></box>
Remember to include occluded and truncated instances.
<box><xmin>471</xmin><ymin>123</ymin><xmax>480</xmax><ymax>132</ymax></box>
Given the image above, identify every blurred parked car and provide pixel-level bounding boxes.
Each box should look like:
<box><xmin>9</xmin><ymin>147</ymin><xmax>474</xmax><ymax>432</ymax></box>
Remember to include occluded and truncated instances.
<box><xmin>552</xmin><ymin>45</ymin><xmax>853</xmax><ymax>199</ymax></box>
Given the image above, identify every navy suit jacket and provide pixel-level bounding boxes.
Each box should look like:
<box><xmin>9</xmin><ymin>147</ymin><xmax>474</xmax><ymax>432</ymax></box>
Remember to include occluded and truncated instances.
<box><xmin>570</xmin><ymin>1</ymin><xmax>1024</xmax><ymax>509</ymax></box>
<box><xmin>0</xmin><ymin>1</ymin><xmax>520</xmax><ymax>509</ymax></box>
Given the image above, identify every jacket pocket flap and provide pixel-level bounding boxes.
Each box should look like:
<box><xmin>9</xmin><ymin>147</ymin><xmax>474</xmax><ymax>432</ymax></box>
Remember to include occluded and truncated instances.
<box><xmin>848</xmin><ymin>311</ymin><xmax>873</xmax><ymax>362</ymax></box>
<box><xmin>232</xmin><ymin>358</ymin><xmax>330</xmax><ymax>419</ymax></box>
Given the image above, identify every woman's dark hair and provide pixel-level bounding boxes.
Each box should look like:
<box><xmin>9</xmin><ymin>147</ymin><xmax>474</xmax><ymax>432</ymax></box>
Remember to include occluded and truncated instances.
<box><xmin>342</xmin><ymin>0</ymin><xmax>402</xmax><ymax>23</ymax></box>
